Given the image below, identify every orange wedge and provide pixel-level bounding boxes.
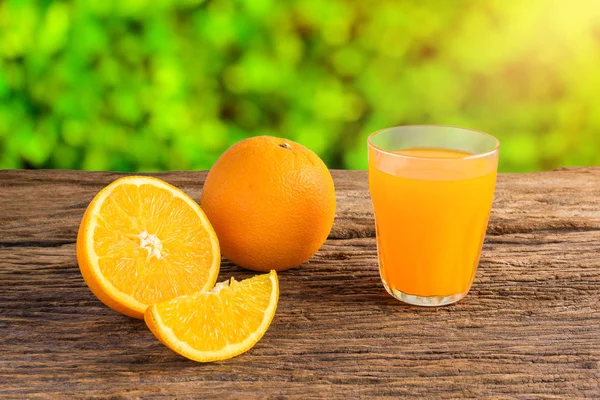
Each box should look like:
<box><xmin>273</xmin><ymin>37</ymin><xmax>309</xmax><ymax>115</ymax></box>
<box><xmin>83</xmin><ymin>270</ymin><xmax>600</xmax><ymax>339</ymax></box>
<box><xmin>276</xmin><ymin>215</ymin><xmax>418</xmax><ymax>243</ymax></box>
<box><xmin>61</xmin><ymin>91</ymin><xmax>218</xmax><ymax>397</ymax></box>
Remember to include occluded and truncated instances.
<box><xmin>145</xmin><ymin>270</ymin><xmax>279</xmax><ymax>362</ymax></box>
<box><xmin>76</xmin><ymin>176</ymin><xmax>220</xmax><ymax>319</ymax></box>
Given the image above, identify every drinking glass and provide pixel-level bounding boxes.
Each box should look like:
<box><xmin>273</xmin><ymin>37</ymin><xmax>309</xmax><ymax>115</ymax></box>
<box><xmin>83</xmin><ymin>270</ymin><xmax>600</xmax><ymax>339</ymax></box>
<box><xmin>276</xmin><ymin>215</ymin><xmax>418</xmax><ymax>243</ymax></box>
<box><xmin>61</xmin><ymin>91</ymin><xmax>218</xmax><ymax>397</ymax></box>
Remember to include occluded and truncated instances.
<box><xmin>368</xmin><ymin>126</ymin><xmax>499</xmax><ymax>306</ymax></box>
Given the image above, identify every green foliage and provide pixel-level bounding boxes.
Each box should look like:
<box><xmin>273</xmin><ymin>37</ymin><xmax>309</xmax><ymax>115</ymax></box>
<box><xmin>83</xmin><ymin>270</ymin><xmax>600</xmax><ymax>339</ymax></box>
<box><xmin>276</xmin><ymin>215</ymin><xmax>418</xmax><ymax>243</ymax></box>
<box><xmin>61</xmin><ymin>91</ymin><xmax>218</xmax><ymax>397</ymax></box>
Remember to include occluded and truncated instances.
<box><xmin>1</xmin><ymin>0</ymin><xmax>600</xmax><ymax>171</ymax></box>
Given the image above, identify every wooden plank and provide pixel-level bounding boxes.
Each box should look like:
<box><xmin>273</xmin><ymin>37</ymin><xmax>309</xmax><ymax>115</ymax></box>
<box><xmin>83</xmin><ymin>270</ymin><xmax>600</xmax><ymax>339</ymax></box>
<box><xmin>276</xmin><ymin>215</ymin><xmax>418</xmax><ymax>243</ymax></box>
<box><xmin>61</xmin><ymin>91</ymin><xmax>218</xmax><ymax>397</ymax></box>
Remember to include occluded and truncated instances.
<box><xmin>1</xmin><ymin>168</ymin><xmax>599</xmax><ymax>398</ymax></box>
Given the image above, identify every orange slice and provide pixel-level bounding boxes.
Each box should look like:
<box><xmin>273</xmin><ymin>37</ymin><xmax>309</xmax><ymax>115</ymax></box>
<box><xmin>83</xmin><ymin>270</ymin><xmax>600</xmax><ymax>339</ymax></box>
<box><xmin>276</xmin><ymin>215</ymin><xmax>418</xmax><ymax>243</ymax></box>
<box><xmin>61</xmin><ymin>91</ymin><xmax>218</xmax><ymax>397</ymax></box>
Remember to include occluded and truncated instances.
<box><xmin>76</xmin><ymin>176</ymin><xmax>220</xmax><ymax>319</ymax></box>
<box><xmin>145</xmin><ymin>270</ymin><xmax>278</xmax><ymax>362</ymax></box>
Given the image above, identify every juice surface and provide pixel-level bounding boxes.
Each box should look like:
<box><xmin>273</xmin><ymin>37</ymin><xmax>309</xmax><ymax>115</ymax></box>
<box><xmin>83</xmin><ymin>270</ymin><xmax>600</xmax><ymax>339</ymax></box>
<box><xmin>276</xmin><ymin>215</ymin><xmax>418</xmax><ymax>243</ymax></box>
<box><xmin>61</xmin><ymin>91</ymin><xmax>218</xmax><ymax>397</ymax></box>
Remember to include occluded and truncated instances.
<box><xmin>369</xmin><ymin>147</ymin><xmax>497</xmax><ymax>297</ymax></box>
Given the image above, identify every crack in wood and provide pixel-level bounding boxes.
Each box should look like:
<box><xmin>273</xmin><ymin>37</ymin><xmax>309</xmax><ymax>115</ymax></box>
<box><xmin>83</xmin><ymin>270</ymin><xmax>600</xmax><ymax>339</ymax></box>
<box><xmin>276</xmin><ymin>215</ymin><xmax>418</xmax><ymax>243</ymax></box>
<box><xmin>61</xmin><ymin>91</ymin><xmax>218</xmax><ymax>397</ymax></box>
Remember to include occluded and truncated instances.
<box><xmin>0</xmin><ymin>240</ymin><xmax>76</xmax><ymax>248</ymax></box>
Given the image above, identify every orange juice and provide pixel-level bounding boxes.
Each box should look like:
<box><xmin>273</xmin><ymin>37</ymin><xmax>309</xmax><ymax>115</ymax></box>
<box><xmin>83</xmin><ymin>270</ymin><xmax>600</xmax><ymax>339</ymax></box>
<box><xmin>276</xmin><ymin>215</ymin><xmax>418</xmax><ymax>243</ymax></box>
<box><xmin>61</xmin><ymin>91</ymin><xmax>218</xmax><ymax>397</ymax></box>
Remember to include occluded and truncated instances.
<box><xmin>369</xmin><ymin>147</ymin><xmax>497</xmax><ymax>301</ymax></box>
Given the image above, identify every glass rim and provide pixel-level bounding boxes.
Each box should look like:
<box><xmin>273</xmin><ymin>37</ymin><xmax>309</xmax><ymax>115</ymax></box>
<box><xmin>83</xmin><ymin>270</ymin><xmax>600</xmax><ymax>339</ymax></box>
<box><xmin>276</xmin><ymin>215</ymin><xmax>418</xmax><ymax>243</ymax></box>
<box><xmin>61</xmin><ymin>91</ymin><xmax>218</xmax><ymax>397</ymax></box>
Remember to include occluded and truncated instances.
<box><xmin>367</xmin><ymin>124</ymin><xmax>500</xmax><ymax>161</ymax></box>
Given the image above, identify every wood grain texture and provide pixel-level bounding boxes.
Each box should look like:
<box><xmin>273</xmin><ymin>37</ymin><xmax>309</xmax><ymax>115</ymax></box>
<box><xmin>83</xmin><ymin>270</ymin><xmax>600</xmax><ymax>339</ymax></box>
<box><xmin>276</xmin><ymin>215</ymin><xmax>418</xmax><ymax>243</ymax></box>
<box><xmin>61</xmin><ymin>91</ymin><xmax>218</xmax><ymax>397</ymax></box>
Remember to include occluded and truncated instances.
<box><xmin>1</xmin><ymin>168</ymin><xmax>599</xmax><ymax>399</ymax></box>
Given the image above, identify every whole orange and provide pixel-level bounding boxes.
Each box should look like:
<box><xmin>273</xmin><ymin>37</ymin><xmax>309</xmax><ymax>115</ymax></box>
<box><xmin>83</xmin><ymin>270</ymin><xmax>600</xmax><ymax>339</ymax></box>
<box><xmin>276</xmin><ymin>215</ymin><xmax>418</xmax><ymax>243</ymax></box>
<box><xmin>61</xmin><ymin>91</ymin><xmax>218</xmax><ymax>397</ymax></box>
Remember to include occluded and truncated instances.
<box><xmin>200</xmin><ymin>136</ymin><xmax>336</xmax><ymax>272</ymax></box>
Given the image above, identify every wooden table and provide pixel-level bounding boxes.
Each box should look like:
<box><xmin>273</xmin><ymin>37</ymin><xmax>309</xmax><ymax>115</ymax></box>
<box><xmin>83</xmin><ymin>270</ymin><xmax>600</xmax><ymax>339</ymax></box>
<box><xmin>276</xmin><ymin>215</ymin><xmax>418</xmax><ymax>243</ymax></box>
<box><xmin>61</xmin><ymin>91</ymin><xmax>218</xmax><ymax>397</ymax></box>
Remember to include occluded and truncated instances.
<box><xmin>1</xmin><ymin>168</ymin><xmax>599</xmax><ymax>399</ymax></box>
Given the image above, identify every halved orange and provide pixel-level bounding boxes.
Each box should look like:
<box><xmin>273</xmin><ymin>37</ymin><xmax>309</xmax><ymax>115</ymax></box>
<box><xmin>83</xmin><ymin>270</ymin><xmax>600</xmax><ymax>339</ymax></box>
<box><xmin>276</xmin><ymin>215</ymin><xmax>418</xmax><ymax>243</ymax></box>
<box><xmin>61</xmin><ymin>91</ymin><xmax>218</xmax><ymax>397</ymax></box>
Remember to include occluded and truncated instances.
<box><xmin>76</xmin><ymin>176</ymin><xmax>220</xmax><ymax>319</ymax></box>
<box><xmin>145</xmin><ymin>271</ymin><xmax>279</xmax><ymax>362</ymax></box>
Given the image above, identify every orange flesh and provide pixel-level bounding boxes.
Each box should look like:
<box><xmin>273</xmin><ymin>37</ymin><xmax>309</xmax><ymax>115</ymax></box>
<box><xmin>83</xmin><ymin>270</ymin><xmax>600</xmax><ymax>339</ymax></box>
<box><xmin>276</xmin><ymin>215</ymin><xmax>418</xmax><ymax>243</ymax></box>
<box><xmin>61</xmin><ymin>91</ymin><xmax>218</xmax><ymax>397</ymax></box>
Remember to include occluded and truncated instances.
<box><xmin>88</xmin><ymin>181</ymin><xmax>218</xmax><ymax>308</ymax></box>
<box><xmin>150</xmin><ymin>273</ymin><xmax>276</xmax><ymax>353</ymax></box>
<box><xmin>369</xmin><ymin>147</ymin><xmax>497</xmax><ymax>297</ymax></box>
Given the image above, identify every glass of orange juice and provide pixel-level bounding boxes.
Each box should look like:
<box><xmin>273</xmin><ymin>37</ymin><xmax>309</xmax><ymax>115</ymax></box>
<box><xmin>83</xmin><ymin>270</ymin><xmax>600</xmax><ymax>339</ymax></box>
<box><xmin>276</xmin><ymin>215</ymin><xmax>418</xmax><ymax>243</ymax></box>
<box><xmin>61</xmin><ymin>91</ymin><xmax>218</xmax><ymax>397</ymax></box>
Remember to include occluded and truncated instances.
<box><xmin>368</xmin><ymin>125</ymin><xmax>499</xmax><ymax>306</ymax></box>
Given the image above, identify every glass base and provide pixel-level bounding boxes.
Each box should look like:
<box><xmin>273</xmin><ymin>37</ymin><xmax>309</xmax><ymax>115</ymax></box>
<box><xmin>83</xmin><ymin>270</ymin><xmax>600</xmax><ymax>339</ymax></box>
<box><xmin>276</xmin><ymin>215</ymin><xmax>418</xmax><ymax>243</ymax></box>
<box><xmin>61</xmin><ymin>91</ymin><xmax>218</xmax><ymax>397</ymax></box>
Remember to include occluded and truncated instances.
<box><xmin>382</xmin><ymin>279</ymin><xmax>466</xmax><ymax>306</ymax></box>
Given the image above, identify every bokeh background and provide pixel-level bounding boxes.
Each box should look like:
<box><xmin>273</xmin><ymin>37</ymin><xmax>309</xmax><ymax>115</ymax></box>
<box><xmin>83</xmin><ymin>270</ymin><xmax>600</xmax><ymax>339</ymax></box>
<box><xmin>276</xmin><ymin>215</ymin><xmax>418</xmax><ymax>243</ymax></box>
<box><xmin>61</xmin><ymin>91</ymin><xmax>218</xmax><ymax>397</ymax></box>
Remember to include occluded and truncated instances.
<box><xmin>1</xmin><ymin>0</ymin><xmax>600</xmax><ymax>172</ymax></box>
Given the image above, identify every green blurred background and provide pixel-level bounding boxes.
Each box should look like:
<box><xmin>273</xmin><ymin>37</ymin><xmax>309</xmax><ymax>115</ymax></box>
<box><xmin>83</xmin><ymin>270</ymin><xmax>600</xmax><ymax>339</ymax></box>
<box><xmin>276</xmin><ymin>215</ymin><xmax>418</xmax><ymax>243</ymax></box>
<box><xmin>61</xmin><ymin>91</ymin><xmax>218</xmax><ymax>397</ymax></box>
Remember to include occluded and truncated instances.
<box><xmin>1</xmin><ymin>0</ymin><xmax>600</xmax><ymax>172</ymax></box>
